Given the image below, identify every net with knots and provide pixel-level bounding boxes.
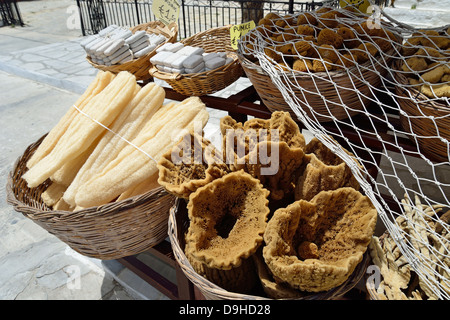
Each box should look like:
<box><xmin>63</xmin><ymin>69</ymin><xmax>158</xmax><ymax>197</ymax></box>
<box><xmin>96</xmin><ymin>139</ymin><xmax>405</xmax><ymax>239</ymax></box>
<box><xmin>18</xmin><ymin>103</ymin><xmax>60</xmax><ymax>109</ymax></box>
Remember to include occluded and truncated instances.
<box><xmin>238</xmin><ymin>2</ymin><xmax>449</xmax><ymax>299</ymax></box>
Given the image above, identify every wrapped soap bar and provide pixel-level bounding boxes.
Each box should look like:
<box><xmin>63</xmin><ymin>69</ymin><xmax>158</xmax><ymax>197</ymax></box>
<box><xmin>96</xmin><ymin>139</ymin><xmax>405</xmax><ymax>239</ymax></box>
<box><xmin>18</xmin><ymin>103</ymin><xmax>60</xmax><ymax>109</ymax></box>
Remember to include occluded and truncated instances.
<box><xmin>125</xmin><ymin>30</ymin><xmax>146</xmax><ymax>45</ymax></box>
<box><xmin>182</xmin><ymin>54</ymin><xmax>203</xmax><ymax>69</ymax></box>
<box><xmin>205</xmin><ymin>57</ymin><xmax>226</xmax><ymax>70</ymax></box>
<box><xmin>98</xmin><ymin>24</ymin><xmax>118</xmax><ymax>36</ymax></box>
<box><xmin>156</xmin><ymin>42</ymin><xmax>178</xmax><ymax>53</ymax></box>
<box><xmin>150</xmin><ymin>51</ymin><xmax>174</xmax><ymax>65</ymax></box>
<box><xmin>134</xmin><ymin>44</ymin><xmax>157</xmax><ymax>58</ymax></box>
<box><xmin>164</xmin><ymin>52</ymin><xmax>184</xmax><ymax>67</ymax></box>
<box><xmin>111</xmin><ymin>49</ymin><xmax>133</xmax><ymax>64</ymax></box>
<box><xmin>170</xmin><ymin>55</ymin><xmax>190</xmax><ymax>69</ymax></box>
<box><xmin>108</xmin><ymin>44</ymin><xmax>130</xmax><ymax>61</ymax></box>
<box><xmin>177</xmin><ymin>45</ymin><xmax>204</xmax><ymax>56</ymax></box>
<box><xmin>203</xmin><ymin>52</ymin><xmax>219</xmax><ymax>62</ymax></box>
<box><xmin>185</xmin><ymin>62</ymin><xmax>205</xmax><ymax>74</ymax></box>
<box><xmin>103</xmin><ymin>39</ymin><xmax>125</xmax><ymax>56</ymax></box>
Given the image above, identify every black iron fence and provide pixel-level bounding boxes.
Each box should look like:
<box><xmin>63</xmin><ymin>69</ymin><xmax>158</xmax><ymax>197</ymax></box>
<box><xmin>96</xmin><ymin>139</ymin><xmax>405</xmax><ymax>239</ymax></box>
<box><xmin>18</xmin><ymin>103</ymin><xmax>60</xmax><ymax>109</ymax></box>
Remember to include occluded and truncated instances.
<box><xmin>0</xmin><ymin>0</ymin><xmax>24</xmax><ymax>27</ymax></box>
<box><xmin>76</xmin><ymin>0</ymin><xmax>339</xmax><ymax>38</ymax></box>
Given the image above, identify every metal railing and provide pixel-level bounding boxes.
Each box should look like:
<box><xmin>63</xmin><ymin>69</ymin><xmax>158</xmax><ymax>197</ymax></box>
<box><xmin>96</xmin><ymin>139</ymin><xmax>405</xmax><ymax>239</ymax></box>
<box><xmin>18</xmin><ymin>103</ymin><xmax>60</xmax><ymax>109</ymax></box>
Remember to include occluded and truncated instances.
<box><xmin>0</xmin><ymin>0</ymin><xmax>24</xmax><ymax>27</ymax></box>
<box><xmin>76</xmin><ymin>0</ymin><xmax>337</xmax><ymax>38</ymax></box>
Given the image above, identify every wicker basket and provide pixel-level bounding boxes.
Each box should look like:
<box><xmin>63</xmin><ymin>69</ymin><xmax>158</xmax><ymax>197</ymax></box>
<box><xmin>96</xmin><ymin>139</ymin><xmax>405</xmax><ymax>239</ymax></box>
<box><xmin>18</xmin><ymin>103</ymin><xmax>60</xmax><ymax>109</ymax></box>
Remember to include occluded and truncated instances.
<box><xmin>393</xmin><ymin>60</ymin><xmax>450</xmax><ymax>163</ymax></box>
<box><xmin>149</xmin><ymin>25</ymin><xmax>243</xmax><ymax>96</ymax></box>
<box><xmin>87</xmin><ymin>21</ymin><xmax>178</xmax><ymax>81</ymax></box>
<box><xmin>6</xmin><ymin>135</ymin><xmax>176</xmax><ymax>260</ymax></box>
<box><xmin>238</xmin><ymin>52</ymin><xmax>395</xmax><ymax>123</ymax></box>
<box><xmin>168</xmin><ymin>198</ymin><xmax>370</xmax><ymax>300</ymax></box>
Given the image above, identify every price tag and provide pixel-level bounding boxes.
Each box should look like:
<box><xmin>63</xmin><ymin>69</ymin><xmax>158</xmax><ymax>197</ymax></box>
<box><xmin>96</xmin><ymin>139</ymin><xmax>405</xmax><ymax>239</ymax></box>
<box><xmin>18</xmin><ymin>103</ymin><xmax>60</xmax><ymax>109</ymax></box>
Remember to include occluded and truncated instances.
<box><xmin>152</xmin><ymin>0</ymin><xmax>180</xmax><ymax>26</ymax></box>
<box><xmin>339</xmin><ymin>0</ymin><xmax>371</xmax><ymax>14</ymax></box>
<box><xmin>230</xmin><ymin>20</ymin><xmax>256</xmax><ymax>50</ymax></box>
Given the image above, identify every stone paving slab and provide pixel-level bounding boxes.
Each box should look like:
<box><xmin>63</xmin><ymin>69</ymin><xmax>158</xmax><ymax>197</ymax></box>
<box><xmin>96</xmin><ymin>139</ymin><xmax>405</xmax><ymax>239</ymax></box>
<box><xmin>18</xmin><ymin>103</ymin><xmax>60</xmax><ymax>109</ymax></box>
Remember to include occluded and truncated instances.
<box><xmin>0</xmin><ymin>39</ymin><xmax>97</xmax><ymax>94</ymax></box>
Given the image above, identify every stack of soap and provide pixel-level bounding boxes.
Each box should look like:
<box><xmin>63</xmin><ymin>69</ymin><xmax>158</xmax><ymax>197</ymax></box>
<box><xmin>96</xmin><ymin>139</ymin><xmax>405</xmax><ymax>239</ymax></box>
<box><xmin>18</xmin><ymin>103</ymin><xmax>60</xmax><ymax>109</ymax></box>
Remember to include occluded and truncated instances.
<box><xmin>81</xmin><ymin>25</ymin><xmax>167</xmax><ymax>66</ymax></box>
<box><xmin>150</xmin><ymin>43</ymin><xmax>233</xmax><ymax>74</ymax></box>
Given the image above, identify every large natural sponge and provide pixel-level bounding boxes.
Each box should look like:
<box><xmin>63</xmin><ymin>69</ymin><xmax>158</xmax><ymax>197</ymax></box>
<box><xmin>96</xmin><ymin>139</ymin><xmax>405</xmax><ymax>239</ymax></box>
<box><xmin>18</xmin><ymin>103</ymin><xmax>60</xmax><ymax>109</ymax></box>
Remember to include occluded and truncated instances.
<box><xmin>157</xmin><ymin>132</ymin><xmax>229</xmax><ymax>199</ymax></box>
<box><xmin>220</xmin><ymin>111</ymin><xmax>306</xmax><ymax>200</ymax></box>
<box><xmin>263</xmin><ymin>187</ymin><xmax>377</xmax><ymax>292</ymax></box>
<box><xmin>295</xmin><ymin>137</ymin><xmax>360</xmax><ymax>201</ymax></box>
<box><xmin>185</xmin><ymin>170</ymin><xmax>270</xmax><ymax>293</ymax></box>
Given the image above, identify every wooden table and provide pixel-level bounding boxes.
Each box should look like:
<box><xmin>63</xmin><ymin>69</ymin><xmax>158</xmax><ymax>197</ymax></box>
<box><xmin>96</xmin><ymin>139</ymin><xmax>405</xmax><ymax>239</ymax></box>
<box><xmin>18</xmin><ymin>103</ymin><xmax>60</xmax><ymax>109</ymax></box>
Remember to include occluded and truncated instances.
<box><xmin>117</xmin><ymin>83</ymin><xmax>423</xmax><ymax>300</ymax></box>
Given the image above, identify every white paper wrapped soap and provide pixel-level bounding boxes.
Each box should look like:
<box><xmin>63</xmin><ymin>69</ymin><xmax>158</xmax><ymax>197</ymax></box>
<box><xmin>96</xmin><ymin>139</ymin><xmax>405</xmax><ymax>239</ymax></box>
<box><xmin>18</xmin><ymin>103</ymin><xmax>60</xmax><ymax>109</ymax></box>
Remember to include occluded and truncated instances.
<box><xmin>109</xmin><ymin>44</ymin><xmax>130</xmax><ymax>60</ymax></box>
<box><xmin>111</xmin><ymin>29</ymin><xmax>133</xmax><ymax>40</ymax></box>
<box><xmin>111</xmin><ymin>49</ymin><xmax>133</xmax><ymax>64</ymax></box>
<box><xmin>130</xmin><ymin>36</ymin><xmax>149</xmax><ymax>50</ymax></box>
<box><xmin>87</xmin><ymin>38</ymin><xmax>109</xmax><ymax>54</ymax></box>
<box><xmin>182</xmin><ymin>54</ymin><xmax>203</xmax><ymax>69</ymax></box>
<box><xmin>125</xmin><ymin>30</ymin><xmax>147</xmax><ymax>45</ymax></box>
<box><xmin>150</xmin><ymin>51</ymin><xmax>175</xmax><ymax>65</ymax></box>
<box><xmin>170</xmin><ymin>55</ymin><xmax>189</xmax><ymax>69</ymax></box>
<box><xmin>134</xmin><ymin>44</ymin><xmax>157</xmax><ymax>58</ymax></box>
<box><xmin>98</xmin><ymin>25</ymin><xmax>119</xmax><ymax>37</ymax></box>
<box><xmin>131</xmin><ymin>40</ymin><xmax>150</xmax><ymax>53</ymax></box>
<box><xmin>217</xmin><ymin>51</ymin><xmax>227</xmax><ymax>58</ymax></box>
<box><xmin>95</xmin><ymin>39</ymin><xmax>117</xmax><ymax>55</ymax></box>
<box><xmin>156</xmin><ymin>42</ymin><xmax>176</xmax><ymax>53</ymax></box>
<box><xmin>202</xmin><ymin>52</ymin><xmax>219</xmax><ymax>62</ymax></box>
<box><xmin>205</xmin><ymin>57</ymin><xmax>226</xmax><ymax>70</ymax></box>
<box><xmin>177</xmin><ymin>45</ymin><xmax>204</xmax><ymax>56</ymax></box>
<box><xmin>185</xmin><ymin>62</ymin><xmax>205</xmax><ymax>74</ymax></box>
<box><xmin>164</xmin><ymin>52</ymin><xmax>184</xmax><ymax>67</ymax></box>
<box><xmin>103</xmin><ymin>39</ymin><xmax>125</xmax><ymax>56</ymax></box>
<box><xmin>149</xmin><ymin>34</ymin><xmax>167</xmax><ymax>46</ymax></box>
<box><xmin>169</xmin><ymin>42</ymin><xmax>185</xmax><ymax>52</ymax></box>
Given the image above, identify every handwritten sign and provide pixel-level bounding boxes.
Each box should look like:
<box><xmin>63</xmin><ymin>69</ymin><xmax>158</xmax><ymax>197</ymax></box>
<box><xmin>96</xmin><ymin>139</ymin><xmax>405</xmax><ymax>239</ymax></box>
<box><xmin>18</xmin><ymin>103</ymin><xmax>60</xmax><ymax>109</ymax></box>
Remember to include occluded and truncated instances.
<box><xmin>152</xmin><ymin>0</ymin><xmax>180</xmax><ymax>26</ymax></box>
<box><xmin>230</xmin><ymin>21</ymin><xmax>256</xmax><ymax>50</ymax></box>
<box><xmin>339</xmin><ymin>0</ymin><xmax>370</xmax><ymax>14</ymax></box>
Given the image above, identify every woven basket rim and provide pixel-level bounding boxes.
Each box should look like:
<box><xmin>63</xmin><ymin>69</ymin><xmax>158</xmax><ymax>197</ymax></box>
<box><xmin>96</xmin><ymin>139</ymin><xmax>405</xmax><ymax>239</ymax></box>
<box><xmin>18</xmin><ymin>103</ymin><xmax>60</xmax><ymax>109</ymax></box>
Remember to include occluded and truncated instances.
<box><xmin>168</xmin><ymin>198</ymin><xmax>371</xmax><ymax>300</ymax></box>
<box><xmin>86</xmin><ymin>21</ymin><xmax>178</xmax><ymax>71</ymax></box>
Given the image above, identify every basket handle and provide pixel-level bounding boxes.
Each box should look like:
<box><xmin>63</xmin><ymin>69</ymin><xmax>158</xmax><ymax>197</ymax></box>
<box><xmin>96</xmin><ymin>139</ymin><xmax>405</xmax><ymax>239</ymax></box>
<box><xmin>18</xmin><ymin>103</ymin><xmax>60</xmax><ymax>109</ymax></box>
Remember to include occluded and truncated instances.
<box><xmin>149</xmin><ymin>67</ymin><xmax>183</xmax><ymax>80</ymax></box>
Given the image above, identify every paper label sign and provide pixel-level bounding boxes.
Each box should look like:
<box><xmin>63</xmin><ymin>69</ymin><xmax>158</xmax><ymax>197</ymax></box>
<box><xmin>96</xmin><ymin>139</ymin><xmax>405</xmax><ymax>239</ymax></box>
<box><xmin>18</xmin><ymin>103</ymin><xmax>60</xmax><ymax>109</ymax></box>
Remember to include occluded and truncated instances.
<box><xmin>339</xmin><ymin>0</ymin><xmax>370</xmax><ymax>14</ymax></box>
<box><xmin>152</xmin><ymin>0</ymin><xmax>180</xmax><ymax>25</ymax></box>
<box><xmin>230</xmin><ymin>20</ymin><xmax>256</xmax><ymax>50</ymax></box>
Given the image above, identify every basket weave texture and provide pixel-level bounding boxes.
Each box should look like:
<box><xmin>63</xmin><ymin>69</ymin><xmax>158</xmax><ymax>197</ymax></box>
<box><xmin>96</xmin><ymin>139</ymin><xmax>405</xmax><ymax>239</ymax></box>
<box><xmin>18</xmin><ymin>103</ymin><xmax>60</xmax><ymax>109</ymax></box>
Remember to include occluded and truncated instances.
<box><xmin>6</xmin><ymin>135</ymin><xmax>176</xmax><ymax>260</ymax></box>
<box><xmin>168</xmin><ymin>198</ymin><xmax>370</xmax><ymax>300</ymax></box>
<box><xmin>149</xmin><ymin>25</ymin><xmax>243</xmax><ymax>96</ymax></box>
<box><xmin>87</xmin><ymin>21</ymin><xmax>178</xmax><ymax>81</ymax></box>
<box><xmin>393</xmin><ymin>60</ymin><xmax>450</xmax><ymax>163</ymax></box>
<box><xmin>238</xmin><ymin>52</ymin><xmax>394</xmax><ymax>123</ymax></box>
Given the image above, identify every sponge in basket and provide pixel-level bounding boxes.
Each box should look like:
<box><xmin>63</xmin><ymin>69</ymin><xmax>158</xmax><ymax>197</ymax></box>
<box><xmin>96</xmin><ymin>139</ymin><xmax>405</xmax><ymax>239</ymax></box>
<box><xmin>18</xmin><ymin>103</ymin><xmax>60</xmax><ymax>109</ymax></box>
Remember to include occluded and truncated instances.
<box><xmin>263</xmin><ymin>187</ymin><xmax>377</xmax><ymax>292</ymax></box>
<box><xmin>184</xmin><ymin>170</ymin><xmax>270</xmax><ymax>293</ymax></box>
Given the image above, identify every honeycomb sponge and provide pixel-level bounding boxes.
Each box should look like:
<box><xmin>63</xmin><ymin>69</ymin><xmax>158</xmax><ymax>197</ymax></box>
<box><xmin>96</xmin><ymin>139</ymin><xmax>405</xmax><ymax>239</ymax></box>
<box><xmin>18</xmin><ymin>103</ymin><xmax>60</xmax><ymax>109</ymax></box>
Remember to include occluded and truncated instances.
<box><xmin>220</xmin><ymin>111</ymin><xmax>306</xmax><ymax>200</ymax></box>
<box><xmin>263</xmin><ymin>187</ymin><xmax>377</xmax><ymax>292</ymax></box>
<box><xmin>157</xmin><ymin>132</ymin><xmax>229</xmax><ymax>199</ymax></box>
<box><xmin>185</xmin><ymin>170</ymin><xmax>270</xmax><ymax>292</ymax></box>
<box><xmin>295</xmin><ymin>137</ymin><xmax>360</xmax><ymax>201</ymax></box>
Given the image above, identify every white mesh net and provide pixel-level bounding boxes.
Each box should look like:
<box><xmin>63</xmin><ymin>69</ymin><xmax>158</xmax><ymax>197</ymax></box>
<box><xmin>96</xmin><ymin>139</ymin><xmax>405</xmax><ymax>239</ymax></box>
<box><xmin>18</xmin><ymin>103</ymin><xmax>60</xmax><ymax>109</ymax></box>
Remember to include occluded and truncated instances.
<box><xmin>238</xmin><ymin>2</ymin><xmax>449</xmax><ymax>299</ymax></box>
